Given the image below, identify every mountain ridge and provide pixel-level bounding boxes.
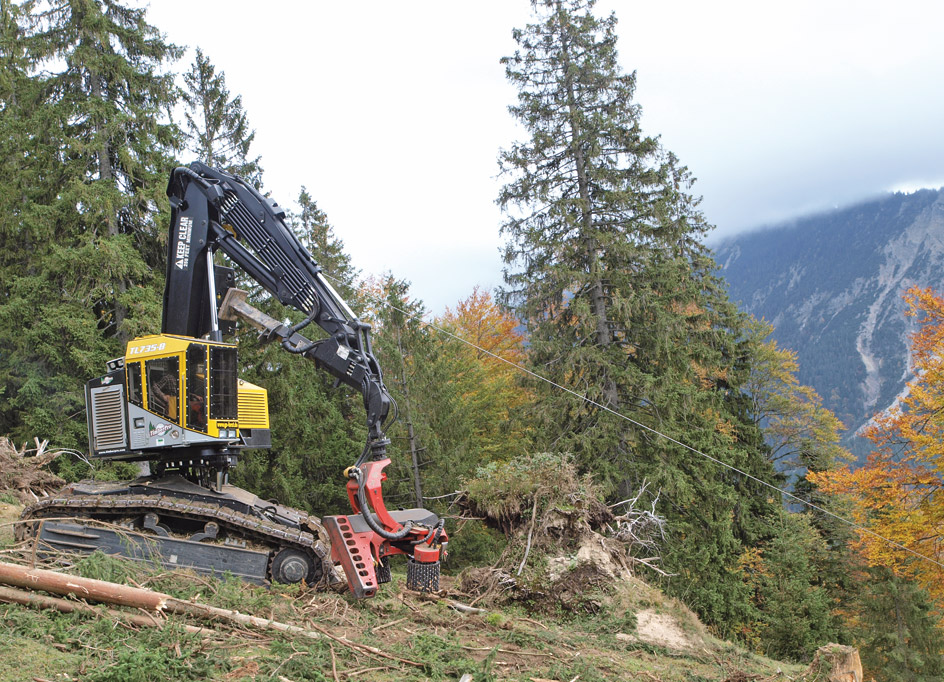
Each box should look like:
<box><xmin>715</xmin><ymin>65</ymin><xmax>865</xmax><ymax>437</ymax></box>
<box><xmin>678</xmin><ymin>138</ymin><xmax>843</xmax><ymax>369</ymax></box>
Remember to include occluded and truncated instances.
<box><xmin>715</xmin><ymin>188</ymin><xmax>944</xmax><ymax>455</ymax></box>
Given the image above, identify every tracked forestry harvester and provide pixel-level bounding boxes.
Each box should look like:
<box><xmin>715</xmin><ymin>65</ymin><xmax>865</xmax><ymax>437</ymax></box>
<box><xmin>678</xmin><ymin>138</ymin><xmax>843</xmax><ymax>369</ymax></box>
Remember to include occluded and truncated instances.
<box><xmin>18</xmin><ymin>163</ymin><xmax>446</xmax><ymax>597</ymax></box>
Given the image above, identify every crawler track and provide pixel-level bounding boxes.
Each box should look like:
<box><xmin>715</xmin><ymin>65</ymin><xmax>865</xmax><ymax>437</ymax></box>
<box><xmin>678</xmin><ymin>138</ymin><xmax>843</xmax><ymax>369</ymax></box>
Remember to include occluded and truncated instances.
<box><xmin>18</xmin><ymin>489</ymin><xmax>334</xmax><ymax>586</ymax></box>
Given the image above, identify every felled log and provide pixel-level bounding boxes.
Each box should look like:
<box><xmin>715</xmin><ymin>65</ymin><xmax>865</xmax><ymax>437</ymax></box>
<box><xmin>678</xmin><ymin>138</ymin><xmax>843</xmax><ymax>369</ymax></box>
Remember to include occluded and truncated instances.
<box><xmin>165</xmin><ymin>598</ymin><xmax>320</xmax><ymax>640</ymax></box>
<box><xmin>0</xmin><ymin>560</ymin><xmax>320</xmax><ymax>639</ymax></box>
<box><xmin>0</xmin><ymin>585</ymin><xmax>206</xmax><ymax>633</ymax></box>
<box><xmin>0</xmin><ymin>561</ymin><xmax>167</xmax><ymax>611</ymax></box>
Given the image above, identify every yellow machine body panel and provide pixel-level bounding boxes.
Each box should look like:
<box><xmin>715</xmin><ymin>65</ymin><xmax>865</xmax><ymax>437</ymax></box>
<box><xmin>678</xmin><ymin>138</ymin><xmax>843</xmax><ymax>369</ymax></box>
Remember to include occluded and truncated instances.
<box><xmin>237</xmin><ymin>379</ymin><xmax>270</xmax><ymax>430</ymax></box>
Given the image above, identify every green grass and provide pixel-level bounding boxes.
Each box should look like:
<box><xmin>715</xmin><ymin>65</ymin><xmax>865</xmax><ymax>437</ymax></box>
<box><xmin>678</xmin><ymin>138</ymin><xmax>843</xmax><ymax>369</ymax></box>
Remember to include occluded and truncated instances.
<box><xmin>0</xmin><ymin>622</ymin><xmax>85</xmax><ymax>682</ymax></box>
<box><xmin>0</xmin><ymin>553</ymin><xmax>809</xmax><ymax>682</ymax></box>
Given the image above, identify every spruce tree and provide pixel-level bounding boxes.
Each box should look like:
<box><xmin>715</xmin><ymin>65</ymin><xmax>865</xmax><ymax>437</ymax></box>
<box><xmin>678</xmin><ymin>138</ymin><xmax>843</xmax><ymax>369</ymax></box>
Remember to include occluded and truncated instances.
<box><xmin>0</xmin><ymin>0</ymin><xmax>180</xmax><ymax>448</ymax></box>
<box><xmin>498</xmin><ymin>0</ymin><xmax>780</xmax><ymax>628</ymax></box>
<box><xmin>182</xmin><ymin>48</ymin><xmax>262</xmax><ymax>184</ymax></box>
<box><xmin>740</xmin><ymin>512</ymin><xmax>836</xmax><ymax>660</ymax></box>
<box><xmin>295</xmin><ymin>188</ymin><xmax>355</xmax><ymax>297</ymax></box>
<box><xmin>500</xmin><ymin>0</ymin><xmax>718</xmax><ymax>473</ymax></box>
<box><xmin>30</xmin><ymin>0</ymin><xmax>182</xmax><ymax>310</ymax></box>
<box><xmin>356</xmin><ymin>277</ymin><xmax>522</xmax><ymax>507</ymax></box>
<box><xmin>358</xmin><ymin>275</ymin><xmax>449</xmax><ymax>506</ymax></box>
<box><xmin>0</xmin><ymin>0</ymin><xmax>67</xmax><ymax>443</ymax></box>
<box><xmin>855</xmin><ymin>567</ymin><xmax>944</xmax><ymax>681</ymax></box>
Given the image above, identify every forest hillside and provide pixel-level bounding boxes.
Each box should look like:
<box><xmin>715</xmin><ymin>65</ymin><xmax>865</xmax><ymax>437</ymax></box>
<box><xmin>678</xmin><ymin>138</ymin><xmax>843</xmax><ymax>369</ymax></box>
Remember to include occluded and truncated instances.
<box><xmin>0</xmin><ymin>444</ymin><xmax>853</xmax><ymax>682</ymax></box>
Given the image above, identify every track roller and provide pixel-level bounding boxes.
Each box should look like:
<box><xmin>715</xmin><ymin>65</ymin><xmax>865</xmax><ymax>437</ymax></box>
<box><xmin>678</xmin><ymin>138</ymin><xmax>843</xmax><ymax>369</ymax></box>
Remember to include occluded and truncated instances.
<box><xmin>271</xmin><ymin>548</ymin><xmax>321</xmax><ymax>585</ymax></box>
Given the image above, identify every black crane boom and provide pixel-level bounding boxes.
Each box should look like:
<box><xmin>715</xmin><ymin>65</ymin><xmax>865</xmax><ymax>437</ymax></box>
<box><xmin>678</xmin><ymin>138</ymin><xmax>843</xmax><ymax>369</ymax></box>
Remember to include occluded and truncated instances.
<box><xmin>163</xmin><ymin>162</ymin><xmax>391</xmax><ymax>448</ymax></box>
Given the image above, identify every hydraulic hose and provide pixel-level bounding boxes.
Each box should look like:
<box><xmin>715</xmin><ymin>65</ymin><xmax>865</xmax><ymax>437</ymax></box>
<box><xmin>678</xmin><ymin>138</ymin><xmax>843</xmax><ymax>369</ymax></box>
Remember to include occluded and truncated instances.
<box><xmin>279</xmin><ymin>306</ymin><xmax>321</xmax><ymax>354</ymax></box>
<box><xmin>412</xmin><ymin>518</ymin><xmax>445</xmax><ymax>546</ymax></box>
<box><xmin>289</xmin><ymin>304</ymin><xmax>319</xmax><ymax>335</ymax></box>
<box><xmin>350</xmin><ymin>466</ymin><xmax>414</xmax><ymax>541</ymax></box>
<box><xmin>172</xmin><ymin>166</ymin><xmax>211</xmax><ymax>189</ymax></box>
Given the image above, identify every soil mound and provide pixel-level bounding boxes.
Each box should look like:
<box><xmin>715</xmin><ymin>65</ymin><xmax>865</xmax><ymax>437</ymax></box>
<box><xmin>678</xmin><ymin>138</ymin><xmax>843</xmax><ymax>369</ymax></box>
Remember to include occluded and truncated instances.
<box><xmin>457</xmin><ymin>453</ymin><xmax>667</xmax><ymax>615</ymax></box>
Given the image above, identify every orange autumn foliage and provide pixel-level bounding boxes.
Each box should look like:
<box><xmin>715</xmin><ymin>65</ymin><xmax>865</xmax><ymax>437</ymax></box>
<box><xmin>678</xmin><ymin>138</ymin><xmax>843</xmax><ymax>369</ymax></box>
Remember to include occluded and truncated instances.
<box><xmin>435</xmin><ymin>288</ymin><xmax>531</xmax><ymax>463</ymax></box>
<box><xmin>809</xmin><ymin>286</ymin><xmax>944</xmax><ymax>605</ymax></box>
<box><xmin>437</xmin><ymin>287</ymin><xmax>531</xmax><ymax>446</ymax></box>
<box><xmin>440</xmin><ymin>286</ymin><xmax>526</xmax><ymax>369</ymax></box>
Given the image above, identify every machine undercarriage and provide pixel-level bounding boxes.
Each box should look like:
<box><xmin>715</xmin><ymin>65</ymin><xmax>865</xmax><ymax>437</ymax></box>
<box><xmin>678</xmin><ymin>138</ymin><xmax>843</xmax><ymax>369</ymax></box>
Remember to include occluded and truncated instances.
<box><xmin>19</xmin><ymin>476</ymin><xmax>333</xmax><ymax>585</ymax></box>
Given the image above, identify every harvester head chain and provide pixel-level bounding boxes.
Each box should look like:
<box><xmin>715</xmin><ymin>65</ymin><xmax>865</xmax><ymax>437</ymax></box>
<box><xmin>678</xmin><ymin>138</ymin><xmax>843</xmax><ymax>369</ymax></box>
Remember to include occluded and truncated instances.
<box><xmin>19</xmin><ymin>494</ymin><xmax>332</xmax><ymax>585</ymax></box>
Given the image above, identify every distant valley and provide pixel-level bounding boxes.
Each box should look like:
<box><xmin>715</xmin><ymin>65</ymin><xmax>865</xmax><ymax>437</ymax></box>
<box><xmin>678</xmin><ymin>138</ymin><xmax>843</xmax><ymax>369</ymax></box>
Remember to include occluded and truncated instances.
<box><xmin>715</xmin><ymin>188</ymin><xmax>944</xmax><ymax>457</ymax></box>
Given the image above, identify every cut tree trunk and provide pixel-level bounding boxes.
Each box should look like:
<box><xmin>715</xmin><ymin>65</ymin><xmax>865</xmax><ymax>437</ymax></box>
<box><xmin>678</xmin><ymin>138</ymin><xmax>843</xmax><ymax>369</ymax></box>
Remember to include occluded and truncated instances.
<box><xmin>805</xmin><ymin>644</ymin><xmax>863</xmax><ymax>682</ymax></box>
<box><xmin>0</xmin><ymin>561</ymin><xmax>168</xmax><ymax>611</ymax></box>
<box><xmin>0</xmin><ymin>560</ymin><xmax>321</xmax><ymax>640</ymax></box>
<box><xmin>0</xmin><ymin>585</ymin><xmax>207</xmax><ymax>633</ymax></box>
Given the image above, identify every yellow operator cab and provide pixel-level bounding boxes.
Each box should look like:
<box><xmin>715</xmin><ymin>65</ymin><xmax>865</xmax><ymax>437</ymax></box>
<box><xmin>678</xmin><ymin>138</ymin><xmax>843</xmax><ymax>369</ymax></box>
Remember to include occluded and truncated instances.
<box><xmin>86</xmin><ymin>333</ymin><xmax>270</xmax><ymax>459</ymax></box>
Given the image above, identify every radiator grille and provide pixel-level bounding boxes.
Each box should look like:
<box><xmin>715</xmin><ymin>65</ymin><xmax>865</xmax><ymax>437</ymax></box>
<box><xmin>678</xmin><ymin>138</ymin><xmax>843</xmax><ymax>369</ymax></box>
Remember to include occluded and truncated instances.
<box><xmin>91</xmin><ymin>386</ymin><xmax>127</xmax><ymax>451</ymax></box>
<box><xmin>237</xmin><ymin>390</ymin><xmax>269</xmax><ymax>429</ymax></box>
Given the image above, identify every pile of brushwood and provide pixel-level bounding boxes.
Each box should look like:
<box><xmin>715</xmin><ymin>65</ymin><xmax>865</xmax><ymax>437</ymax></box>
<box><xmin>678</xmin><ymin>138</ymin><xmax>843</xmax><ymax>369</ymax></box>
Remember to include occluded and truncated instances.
<box><xmin>0</xmin><ymin>437</ymin><xmax>65</xmax><ymax>503</ymax></box>
<box><xmin>456</xmin><ymin>452</ymin><xmax>667</xmax><ymax>614</ymax></box>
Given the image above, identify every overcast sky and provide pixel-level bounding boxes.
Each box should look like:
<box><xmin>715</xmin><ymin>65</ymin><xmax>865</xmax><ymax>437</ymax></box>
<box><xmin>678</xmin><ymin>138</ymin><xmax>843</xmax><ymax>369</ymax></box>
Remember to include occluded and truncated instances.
<box><xmin>144</xmin><ymin>1</ymin><xmax>944</xmax><ymax>315</ymax></box>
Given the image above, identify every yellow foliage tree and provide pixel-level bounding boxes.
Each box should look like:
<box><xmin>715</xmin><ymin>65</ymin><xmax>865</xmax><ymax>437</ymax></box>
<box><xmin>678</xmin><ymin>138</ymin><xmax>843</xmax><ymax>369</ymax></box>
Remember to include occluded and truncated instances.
<box><xmin>809</xmin><ymin>286</ymin><xmax>944</xmax><ymax>605</ymax></box>
<box><xmin>744</xmin><ymin>318</ymin><xmax>849</xmax><ymax>470</ymax></box>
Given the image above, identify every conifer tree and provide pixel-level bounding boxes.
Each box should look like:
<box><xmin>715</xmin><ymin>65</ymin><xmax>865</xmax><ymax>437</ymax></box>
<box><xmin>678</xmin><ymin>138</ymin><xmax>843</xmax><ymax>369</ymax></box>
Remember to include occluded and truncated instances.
<box><xmin>357</xmin><ymin>278</ymin><xmax>529</xmax><ymax>506</ymax></box>
<box><xmin>739</xmin><ymin>512</ymin><xmax>836</xmax><ymax>660</ymax></box>
<box><xmin>358</xmin><ymin>274</ymin><xmax>445</xmax><ymax>506</ymax></box>
<box><xmin>182</xmin><ymin>48</ymin><xmax>262</xmax><ymax>184</ymax></box>
<box><xmin>500</xmin><ymin>0</ymin><xmax>722</xmax><ymax>473</ymax></box>
<box><xmin>295</xmin><ymin>188</ymin><xmax>355</xmax><ymax>297</ymax></box>
<box><xmin>498</xmin><ymin>0</ymin><xmax>780</xmax><ymax>628</ymax></box>
<box><xmin>30</xmin><ymin>0</ymin><xmax>182</xmax><ymax>301</ymax></box>
<box><xmin>855</xmin><ymin>567</ymin><xmax>944</xmax><ymax>682</ymax></box>
<box><xmin>0</xmin><ymin>0</ymin><xmax>180</xmax><ymax>447</ymax></box>
<box><xmin>0</xmin><ymin>0</ymin><xmax>66</xmax><ymax>443</ymax></box>
<box><xmin>0</xmin><ymin>0</ymin><xmax>46</xmax><ymax>278</ymax></box>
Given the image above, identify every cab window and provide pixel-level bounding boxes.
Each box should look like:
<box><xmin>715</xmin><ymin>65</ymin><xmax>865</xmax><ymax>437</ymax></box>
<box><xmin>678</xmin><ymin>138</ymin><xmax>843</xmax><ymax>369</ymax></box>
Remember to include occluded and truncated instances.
<box><xmin>146</xmin><ymin>356</ymin><xmax>180</xmax><ymax>423</ymax></box>
<box><xmin>186</xmin><ymin>344</ymin><xmax>208</xmax><ymax>432</ymax></box>
<box><xmin>209</xmin><ymin>346</ymin><xmax>238</xmax><ymax>421</ymax></box>
<box><xmin>126</xmin><ymin>361</ymin><xmax>142</xmax><ymax>407</ymax></box>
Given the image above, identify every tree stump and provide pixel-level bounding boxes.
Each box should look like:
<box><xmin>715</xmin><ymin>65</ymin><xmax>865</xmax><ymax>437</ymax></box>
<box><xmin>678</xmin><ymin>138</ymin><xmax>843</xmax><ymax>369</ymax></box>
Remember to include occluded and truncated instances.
<box><xmin>805</xmin><ymin>644</ymin><xmax>863</xmax><ymax>682</ymax></box>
